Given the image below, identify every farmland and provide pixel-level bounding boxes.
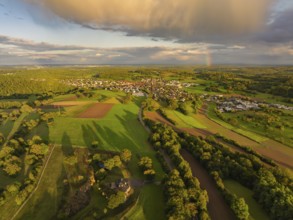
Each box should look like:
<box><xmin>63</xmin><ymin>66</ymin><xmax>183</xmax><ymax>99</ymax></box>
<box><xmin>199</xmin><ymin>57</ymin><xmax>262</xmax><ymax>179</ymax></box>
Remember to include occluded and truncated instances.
<box><xmin>0</xmin><ymin>66</ymin><xmax>292</xmax><ymax>220</ymax></box>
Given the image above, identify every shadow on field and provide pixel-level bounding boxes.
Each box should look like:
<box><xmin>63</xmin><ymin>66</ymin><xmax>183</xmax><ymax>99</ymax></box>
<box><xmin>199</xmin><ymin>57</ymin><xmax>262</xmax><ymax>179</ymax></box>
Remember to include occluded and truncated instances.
<box><xmin>132</xmin><ymin>97</ymin><xmax>145</xmax><ymax>107</ymax></box>
<box><xmin>61</xmin><ymin>132</ymin><xmax>74</xmax><ymax>156</ymax></box>
<box><xmin>81</xmin><ymin>125</ymin><xmax>102</xmax><ymax>148</ymax></box>
<box><xmin>0</xmin><ymin>119</ymin><xmax>14</xmax><ymax>138</ymax></box>
<box><xmin>92</xmin><ymin>120</ymin><xmax>140</xmax><ymax>152</ymax></box>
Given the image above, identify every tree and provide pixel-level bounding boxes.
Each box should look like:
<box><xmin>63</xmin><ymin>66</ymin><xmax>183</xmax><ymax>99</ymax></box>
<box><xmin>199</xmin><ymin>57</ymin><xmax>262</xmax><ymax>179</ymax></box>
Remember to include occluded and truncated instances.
<box><xmin>3</xmin><ymin>162</ymin><xmax>21</xmax><ymax>176</ymax></box>
<box><xmin>0</xmin><ymin>132</ymin><xmax>5</xmax><ymax>145</ymax></box>
<box><xmin>91</xmin><ymin>141</ymin><xmax>99</xmax><ymax>148</ymax></box>
<box><xmin>104</xmin><ymin>158</ymin><xmax>115</xmax><ymax>170</ymax></box>
<box><xmin>64</xmin><ymin>155</ymin><xmax>78</xmax><ymax>165</ymax></box>
<box><xmin>6</xmin><ymin>182</ymin><xmax>21</xmax><ymax>196</ymax></box>
<box><xmin>28</xmin><ymin>135</ymin><xmax>42</xmax><ymax>145</ymax></box>
<box><xmin>143</xmin><ymin>169</ymin><xmax>156</xmax><ymax>180</ymax></box>
<box><xmin>231</xmin><ymin>197</ymin><xmax>249</xmax><ymax>220</ymax></box>
<box><xmin>0</xmin><ymin>146</ymin><xmax>14</xmax><ymax>159</ymax></box>
<box><xmin>113</xmin><ymin>156</ymin><xmax>122</xmax><ymax>168</ymax></box>
<box><xmin>30</xmin><ymin>144</ymin><xmax>48</xmax><ymax>157</ymax></box>
<box><xmin>120</xmin><ymin>149</ymin><xmax>132</xmax><ymax>163</ymax></box>
<box><xmin>138</xmin><ymin>157</ymin><xmax>153</xmax><ymax>171</ymax></box>
<box><xmin>107</xmin><ymin>191</ymin><xmax>126</xmax><ymax>209</ymax></box>
<box><xmin>92</xmin><ymin>153</ymin><xmax>102</xmax><ymax>162</ymax></box>
<box><xmin>20</xmin><ymin>104</ymin><xmax>34</xmax><ymax>113</ymax></box>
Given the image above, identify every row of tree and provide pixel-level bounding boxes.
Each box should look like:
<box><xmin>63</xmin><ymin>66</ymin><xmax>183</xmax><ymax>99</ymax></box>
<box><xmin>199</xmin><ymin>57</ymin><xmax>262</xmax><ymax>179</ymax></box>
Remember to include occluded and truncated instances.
<box><xmin>0</xmin><ymin>135</ymin><xmax>49</xmax><ymax>206</ymax></box>
<box><xmin>147</xmin><ymin>121</ymin><xmax>210</xmax><ymax>220</ymax></box>
<box><xmin>179</xmin><ymin>132</ymin><xmax>293</xmax><ymax>220</ymax></box>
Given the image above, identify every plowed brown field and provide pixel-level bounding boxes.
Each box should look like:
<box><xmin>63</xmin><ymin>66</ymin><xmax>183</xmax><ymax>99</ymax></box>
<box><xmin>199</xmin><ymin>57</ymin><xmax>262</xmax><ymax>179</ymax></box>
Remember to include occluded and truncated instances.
<box><xmin>77</xmin><ymin>103</ymin><xmax>114</xmax><ymax>118</ymax></box>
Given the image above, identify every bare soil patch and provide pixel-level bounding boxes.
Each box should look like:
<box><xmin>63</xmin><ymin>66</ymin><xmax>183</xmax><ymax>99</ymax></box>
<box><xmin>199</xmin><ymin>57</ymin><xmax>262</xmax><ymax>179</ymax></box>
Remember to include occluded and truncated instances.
<box><xmin>77</xmin><ymin>103</ymin><xmax>114</xmax><ymax>118</ymax></box>
<box><xmin>63</xmin><ymin>95</ymin><xmax>77</xmax><ymax>101</ymax></box>
<box><xmin>145</xmin><ymin>111</ymin><xmax>173</xmax><ymax>126</ymax></box>
<box><xmin>181</xmin><ymin>149</ymin><xmax>236</xmax><ymax>220</ymax></box>
<box><xmin>52</xmin><ymin>101</ymin><xmax>92</xmax><ymax>107</ymax></box>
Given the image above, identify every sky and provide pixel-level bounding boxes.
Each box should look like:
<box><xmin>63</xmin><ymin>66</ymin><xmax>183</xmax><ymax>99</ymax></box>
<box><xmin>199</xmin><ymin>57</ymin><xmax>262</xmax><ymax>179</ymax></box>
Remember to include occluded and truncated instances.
<box><xmin>0</xmin><ymin>0</ymin><xmax>292</xmax><ymax>65</ymax></box>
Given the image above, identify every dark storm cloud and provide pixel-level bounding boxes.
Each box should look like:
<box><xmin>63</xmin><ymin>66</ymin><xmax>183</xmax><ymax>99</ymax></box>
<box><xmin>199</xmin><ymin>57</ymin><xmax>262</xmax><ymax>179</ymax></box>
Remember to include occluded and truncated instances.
<box><xmin>257</xmin><ymin>7</ymin><xmax>293</xmax><ymax>43</ymax></box>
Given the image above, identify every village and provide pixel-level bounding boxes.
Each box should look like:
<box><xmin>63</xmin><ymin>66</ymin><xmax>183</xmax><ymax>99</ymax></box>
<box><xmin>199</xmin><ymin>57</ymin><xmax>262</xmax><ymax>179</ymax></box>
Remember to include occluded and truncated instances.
<box><xmin>63</xmin><ymin>78</ymin><xmax>195</xmax><ymax>102</ymax></box>
<box><xmin>203</xmin><ymin>94</ymin><xmax>293</xmax><ymax>113</ymax></box>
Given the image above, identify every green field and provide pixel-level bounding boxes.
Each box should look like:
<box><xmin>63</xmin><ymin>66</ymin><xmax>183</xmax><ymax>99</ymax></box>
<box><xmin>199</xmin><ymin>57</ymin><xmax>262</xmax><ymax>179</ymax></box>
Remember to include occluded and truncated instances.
<box><xmin>1</xmin><ymin>92</ymin><xmax>166</xmax><ymax>219</ymax></box>
<box><xmin>124</xmin><ymin>184</ymin><xmax>166</xmax><ymax>220</ymax></box>
<box><xmin>50</xmin><ymin>101</ymin><xmax>164</xmax><ymax>178</ymax></box>
<box><xmin>50</xmin><ymin>103</ymin><xmax>147</xmax><ymax>150</ymax></box>
<box><xmin>15</xmin><ymin>146</ymin><xmax>66</xmax><ymax>220</ymax></box>
<box><xmin>165</xmin><ymin>109</ymin><xmax>206</xmax><ymax>129</ymax></box>
<box><xmin>206</xmin><ymin>104</ymin><xmax>267</xmax><ymax>143</ymax></box>
<box><xmin>4</xmin><ymin>113</ymin><xmax>28</xmax><ymax>143</ymax></box>
<box><xmin>44</xmin><ymin>99</ymin><xmax>166</xmax><ymax>218</ymax></box>
<box><xmin>0</xmin><ymin>119</ymin><xmax>14</xmax><ymax>139</ymax></box>
<box><xmin>224</xmin><ymin>180</ymin><xmax>269</xmax><ymax>220</ymax></box>
<box><xmin>221</xmin><ymin>110</ymin><xmax>293</xmax><ymax>147</ymax></box>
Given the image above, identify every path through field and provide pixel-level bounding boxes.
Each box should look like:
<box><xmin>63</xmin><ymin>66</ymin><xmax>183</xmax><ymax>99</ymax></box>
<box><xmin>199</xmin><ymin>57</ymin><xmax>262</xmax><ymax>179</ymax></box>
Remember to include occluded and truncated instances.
<box><xmin>180</xmin><ymin>149</ymin><xmax>236</xmax><ymax>220</ymax></box>
<box><xmin>11</xmin><ymin>144</ymin><xmax>56</xmax><ymax>220</ymax></box>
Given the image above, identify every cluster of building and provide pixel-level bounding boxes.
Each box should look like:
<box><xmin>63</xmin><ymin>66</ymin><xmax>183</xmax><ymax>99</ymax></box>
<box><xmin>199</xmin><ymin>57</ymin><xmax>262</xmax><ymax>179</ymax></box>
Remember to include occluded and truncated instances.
<box><xmin>63</xmin><ymin>78</ymin><xmax>196</xmax><ymax>102</ymax></box>
<box><xmin>217</xmin><ymin>97</ymin><xmax>260</xmax><ymax>113</ymax></box>
<box><xmin>269</xmin><ymin>103</ymin><xmax>293</xmax><ymax>111</ymax></box>
<box><xmin>203</xmin><ymin>94</ymin><xmax>293</xmax><ymax>113</ymax></box>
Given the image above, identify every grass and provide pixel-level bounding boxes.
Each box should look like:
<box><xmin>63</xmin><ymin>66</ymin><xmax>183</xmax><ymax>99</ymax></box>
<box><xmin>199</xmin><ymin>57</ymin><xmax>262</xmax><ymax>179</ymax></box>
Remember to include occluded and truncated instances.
<box><xmin>206</xmin><ymin>104</ymin><xmax>267</xmax><ymax>143</ymax></box>
<box><xmin>15</xmin><ymin>146</ymin><xmax>66</xmax><ymax>220</ymax></box>
<box><xmin>62</xmin><ymin>102</ymin><xmax>96</xmax><ymax>117</ymax></box>
<box><xmin>50</xmin><ymin>102</ymin><xmax>165</xmax><ymax>180</ymax></box>
<box><xmin>224</xmin><ymin>180</ymin><xmax>269</xmax><ymax>220</ymax></box>
<box><xmin>0</xmin><ymin>193</ymin><xmax>20</xmax><ymax>220</ymax></box>
<box><xmin>0</xmin><ymin>166</ymin><xmax>26</xmax><ymax>188</ymax></box>
<box><xmin>123</xmin><ymin>184</ymin><xmax>166</xmax><ymax>220</ymax></box>
<box><xmin>27</xmin><ymin>122</ymin><xmax>49</xmax><ymax>142</ymax></box>
<box><xmin>0</xmin><ymin>119</ymin><xmax>14</xmax><ymax>138</ymax></box>
<box><xmin>71</xmin><ymin>189</ymin><xmax>107</xmax><ymax>220</ymax></box>
<box><xmin>222</xmin><ymin>110</ymin><xmax>293</xmax><ymax>148</ymax></box>
<box><xmin>245</xmin><ymin>92</ymin><xmax>293</xmax><ymax>107</ymax></box>
<box><xmin>52</xmin><ymin>94</ymin><xmax>77</xmax><ymax>102</ymax></box>
<box><xmin>3</xmin><ymin>113</ymin><xmax>28</xmax><ymax>144</ymax></box>
<box><xmin>165</xmin><ymin>109</ymin><xmax>206</xmax><ymax>129</ymax></box>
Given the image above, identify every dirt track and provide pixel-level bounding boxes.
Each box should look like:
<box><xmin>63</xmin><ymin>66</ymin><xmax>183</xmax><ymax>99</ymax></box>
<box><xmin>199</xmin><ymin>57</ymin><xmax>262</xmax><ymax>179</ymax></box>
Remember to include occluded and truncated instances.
<box><xmin>77</xmin><ymin>103</ymin><xmax>114</xmax><ymax>118</ymax></box>
<box><xmin>181</xmin><ymin>149</ymin><xmax>236</xmax><ymax>220</ymax></box>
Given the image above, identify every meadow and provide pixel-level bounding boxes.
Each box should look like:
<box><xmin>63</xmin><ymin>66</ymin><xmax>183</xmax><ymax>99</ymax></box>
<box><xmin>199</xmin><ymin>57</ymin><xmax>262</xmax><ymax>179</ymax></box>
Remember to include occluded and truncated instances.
<box><xmin>224</xmin><ymin>180</ymin><xmax>269</xmax><ymax>220</ymax></box>
<box><xmin>0</xmin><ymin>66</ymin><xmax>292</xmax><ymax>220</ymax></box>
<box><xmin>14</xmin><ymin>91</ymin><xmax>166</xmax><ymax>219</ymax></box>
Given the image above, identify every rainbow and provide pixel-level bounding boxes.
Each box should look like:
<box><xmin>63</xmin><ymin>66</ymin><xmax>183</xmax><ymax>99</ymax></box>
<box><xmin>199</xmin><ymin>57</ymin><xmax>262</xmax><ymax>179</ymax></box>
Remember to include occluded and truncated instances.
<box><xmin>205</xmin><ymin>49</ymin><xmax>212</xmax><ymax>67</ymax></box>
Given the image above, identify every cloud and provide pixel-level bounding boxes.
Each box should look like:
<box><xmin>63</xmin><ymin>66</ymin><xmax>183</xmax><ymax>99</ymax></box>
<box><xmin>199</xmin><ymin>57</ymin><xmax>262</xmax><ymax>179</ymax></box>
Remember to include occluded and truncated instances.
<box><xmin>0</xmin><ymin>35</ymin><xmax>94</xmax><ymax>52</ymax></box>
<box><xmin>27</xmin><ymin>0</ymin><xmax>273</xmax><ymax>42</ymax></box>
<box><xmin>1</xmin><ymin>35</ymin><xmax>292</xmax><ymax>65</ymax></box>
<box><xmin>257</xmin><ymin>6</ymin><xmax>293</xmax><ymax>43</ymax></box>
